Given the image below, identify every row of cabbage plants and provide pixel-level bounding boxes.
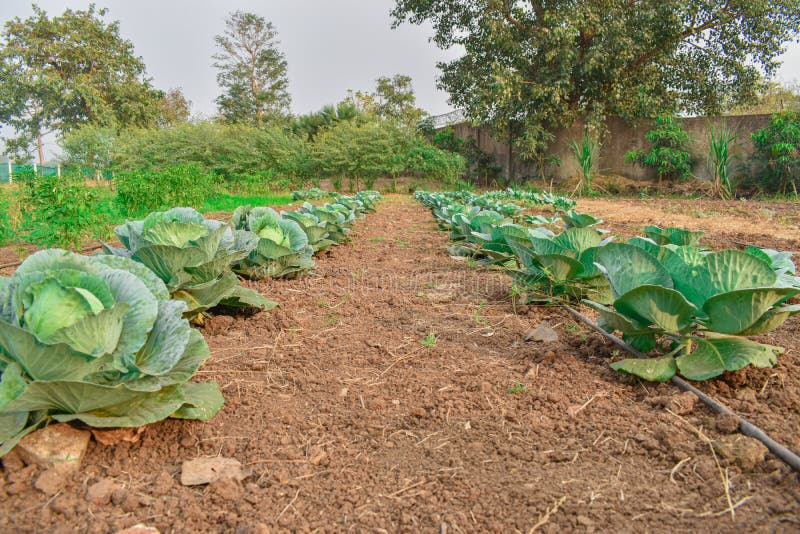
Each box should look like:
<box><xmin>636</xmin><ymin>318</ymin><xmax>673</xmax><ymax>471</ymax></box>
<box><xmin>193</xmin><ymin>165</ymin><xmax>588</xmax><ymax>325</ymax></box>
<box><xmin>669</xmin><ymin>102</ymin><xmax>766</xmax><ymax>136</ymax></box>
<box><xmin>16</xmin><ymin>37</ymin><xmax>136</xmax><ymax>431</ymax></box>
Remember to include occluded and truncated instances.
<box><xmin>0</xmin><ymin>190</ymin><xmax>381</xmax><ymax>454</ymax></box>
<box><xmin>415</xmin><ymin>190</ymin><xmax>800</xmax><ymax>383</ymax></box>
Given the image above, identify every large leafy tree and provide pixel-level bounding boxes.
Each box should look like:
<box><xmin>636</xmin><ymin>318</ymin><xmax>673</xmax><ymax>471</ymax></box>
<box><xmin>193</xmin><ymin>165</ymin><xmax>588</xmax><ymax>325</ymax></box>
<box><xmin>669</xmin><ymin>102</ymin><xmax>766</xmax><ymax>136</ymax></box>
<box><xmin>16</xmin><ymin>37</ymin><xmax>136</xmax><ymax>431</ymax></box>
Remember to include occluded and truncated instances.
<box><xmin>213</xmin><ymin>11</ymin><xmax>291</xmax><ymax>125</ymax></box>
<box><xmin>0</xmin><ymin>5</ymin><xmax>163</xmax><ymax>164</ymax></box>
<box><xmin>158</xmin><ymin>87</ymin><xmax>192</xmax><ymax>128</ymax></box>
<box><xmin>391</xmin><ymin>0</ymin><xmax>800</xmax><ymax>177</ymax></box>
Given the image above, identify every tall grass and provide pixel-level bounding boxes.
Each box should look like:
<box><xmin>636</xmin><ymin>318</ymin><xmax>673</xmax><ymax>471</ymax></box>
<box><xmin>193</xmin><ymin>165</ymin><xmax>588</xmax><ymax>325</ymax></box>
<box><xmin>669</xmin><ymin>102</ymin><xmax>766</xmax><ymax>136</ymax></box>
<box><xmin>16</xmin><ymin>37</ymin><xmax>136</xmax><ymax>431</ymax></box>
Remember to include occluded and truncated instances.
<box><xmin>569</xmin><ymin>132</ymin><xmax>599</xmax><ymax>196</ymax></box>
<box><xmin>708</xmin><ymin>127</ymin><xmax>737</xmax><ymax>199</ymax></box>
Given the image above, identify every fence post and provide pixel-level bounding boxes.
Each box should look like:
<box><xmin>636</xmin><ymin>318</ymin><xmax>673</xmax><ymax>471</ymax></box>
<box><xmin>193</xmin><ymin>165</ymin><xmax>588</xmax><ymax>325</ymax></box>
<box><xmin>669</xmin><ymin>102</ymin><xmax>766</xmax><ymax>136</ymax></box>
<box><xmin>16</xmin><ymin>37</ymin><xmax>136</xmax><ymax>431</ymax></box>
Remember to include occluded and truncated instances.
<box><xmin>57</xmin><ymin>165</ymin><xmax>61</xmax><ymax>177</ymax></box>
<box><xmin>33</xmin><ymin>162</ymin><xmax>37</xmax><ymax>175</ymax></box>
<box><xmin>7</xmin><ymin>161</ymin><xmax>11</xmax><ymax>184</ymax></box>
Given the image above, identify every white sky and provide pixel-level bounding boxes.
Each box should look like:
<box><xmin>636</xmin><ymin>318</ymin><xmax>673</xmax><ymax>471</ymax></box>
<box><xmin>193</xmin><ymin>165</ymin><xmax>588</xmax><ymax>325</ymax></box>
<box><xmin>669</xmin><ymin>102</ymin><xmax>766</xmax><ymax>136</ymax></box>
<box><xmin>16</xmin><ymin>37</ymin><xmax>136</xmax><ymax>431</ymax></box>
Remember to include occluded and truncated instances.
<box><xmin>0</xmin><ymin>0</ymin><xmax>798</xmax><ymax>159</ymax></box>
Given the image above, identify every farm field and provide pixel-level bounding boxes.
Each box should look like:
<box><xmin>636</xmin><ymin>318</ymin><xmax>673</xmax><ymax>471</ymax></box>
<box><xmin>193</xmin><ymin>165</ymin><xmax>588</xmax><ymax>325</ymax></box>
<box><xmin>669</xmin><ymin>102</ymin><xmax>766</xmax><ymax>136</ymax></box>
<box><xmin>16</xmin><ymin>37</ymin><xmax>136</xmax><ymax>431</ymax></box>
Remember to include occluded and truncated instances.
<box><xmin>1</xmin><ymin>194</ymin><xmax>798</xmax><ymax>532</ymax></box>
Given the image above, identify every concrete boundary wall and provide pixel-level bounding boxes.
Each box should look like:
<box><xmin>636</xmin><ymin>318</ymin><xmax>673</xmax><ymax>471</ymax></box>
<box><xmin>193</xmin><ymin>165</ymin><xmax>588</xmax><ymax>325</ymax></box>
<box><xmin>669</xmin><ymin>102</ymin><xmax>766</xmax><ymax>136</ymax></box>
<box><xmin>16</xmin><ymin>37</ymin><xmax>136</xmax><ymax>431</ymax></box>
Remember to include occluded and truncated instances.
<box><xmin>450</xmin><ymin>114</ymin><xmax>773</xmax><ymax>182</ymax></box>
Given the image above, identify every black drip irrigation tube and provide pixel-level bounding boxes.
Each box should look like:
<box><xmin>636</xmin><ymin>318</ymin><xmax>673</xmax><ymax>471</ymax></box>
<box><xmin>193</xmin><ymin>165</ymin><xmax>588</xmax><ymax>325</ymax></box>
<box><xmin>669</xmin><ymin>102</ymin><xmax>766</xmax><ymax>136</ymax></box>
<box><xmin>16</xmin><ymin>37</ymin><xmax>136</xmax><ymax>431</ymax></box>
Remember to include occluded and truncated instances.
<box><xmin>562</xmin><ymin>305</ymin><xmax>800</xmax><ymax>473</ymax></box>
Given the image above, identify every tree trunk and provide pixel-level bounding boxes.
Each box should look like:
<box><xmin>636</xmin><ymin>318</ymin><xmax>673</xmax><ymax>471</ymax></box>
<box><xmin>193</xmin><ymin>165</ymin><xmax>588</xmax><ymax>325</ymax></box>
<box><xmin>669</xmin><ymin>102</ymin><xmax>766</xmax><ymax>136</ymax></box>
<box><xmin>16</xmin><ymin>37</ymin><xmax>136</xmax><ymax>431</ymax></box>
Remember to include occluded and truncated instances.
<box><xmin>37</xmin><ymin>134</ymin><xmax>45</xmax><ymax>167</ymax></box>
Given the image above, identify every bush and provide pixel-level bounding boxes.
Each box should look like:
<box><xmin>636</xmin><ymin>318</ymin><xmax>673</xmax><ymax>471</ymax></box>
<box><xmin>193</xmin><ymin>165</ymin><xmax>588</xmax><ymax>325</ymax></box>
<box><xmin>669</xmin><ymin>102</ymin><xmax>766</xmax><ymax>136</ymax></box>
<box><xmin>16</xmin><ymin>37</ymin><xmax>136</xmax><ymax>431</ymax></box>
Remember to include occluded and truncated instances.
<box><xmin>625</xmin><ymin>114</ymin><xmax>694</xmax><ymax>183</ymax></box>
<box><xmin>111</xmin><ymin>122</ymin><xmax>311</xmax><ymax>183</ymax></box>
<box><xmin>751</xmin><ymin>111</ymin><xmax>800</xmax><ymax>195</ymax></box>
<box><xmin>115</xmin><ymin>164</ymin><xmax>217</xmax><ymax>216</ymax></box>
<box><xmin>0</xmin><ymin>189</ymin><xmax>16</xmax><ymax>245</ymax></box>
<box><xmin>15</xmin><ymin>168</ymin><xmax>108</xmax><ymax>250</ymax></box>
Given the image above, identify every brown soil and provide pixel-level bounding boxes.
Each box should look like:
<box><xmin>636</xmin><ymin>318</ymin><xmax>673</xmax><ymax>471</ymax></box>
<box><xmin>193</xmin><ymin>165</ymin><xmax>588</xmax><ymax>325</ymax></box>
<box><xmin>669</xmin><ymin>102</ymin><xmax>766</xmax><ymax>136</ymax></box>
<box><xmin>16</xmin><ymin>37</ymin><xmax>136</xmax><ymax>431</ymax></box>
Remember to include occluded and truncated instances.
<box><xmin>2</xmin><ymin>196</ymin><xmax>800</xmax><ymax>533</ymax></box>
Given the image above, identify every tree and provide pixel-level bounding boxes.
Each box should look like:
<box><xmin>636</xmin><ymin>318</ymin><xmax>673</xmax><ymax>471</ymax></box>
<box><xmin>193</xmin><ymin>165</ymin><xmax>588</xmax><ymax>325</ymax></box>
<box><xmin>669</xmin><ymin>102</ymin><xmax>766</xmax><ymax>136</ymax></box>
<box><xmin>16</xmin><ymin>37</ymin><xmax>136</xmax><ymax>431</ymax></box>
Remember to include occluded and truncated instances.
<box><xmin>374</xmin><ymin>74</ymin><xmax>425</xmax><ymax>127</ymax></box>
<box><xmin>392</xmin><ymin>0</ymin><xmax>800</xmax><ymax>178</ymax></box>
<box><xmin>158</xmin><ymin>88</ymin><xmax>192</xmax><ymax>127</ymax></box>
<box><xmin>728</xmin><ymin>80</ymin><xmax>800</xmax><ymax>115</ymax></box>
<box><xmin>0</xmin><ymin>5</ymin><xmax>163</xmax><ymax>165</ymax></box>
<box><xmin>213</xmin><ymin>11</ymin><xmax>291</xmax><ymax>125</ymax></box>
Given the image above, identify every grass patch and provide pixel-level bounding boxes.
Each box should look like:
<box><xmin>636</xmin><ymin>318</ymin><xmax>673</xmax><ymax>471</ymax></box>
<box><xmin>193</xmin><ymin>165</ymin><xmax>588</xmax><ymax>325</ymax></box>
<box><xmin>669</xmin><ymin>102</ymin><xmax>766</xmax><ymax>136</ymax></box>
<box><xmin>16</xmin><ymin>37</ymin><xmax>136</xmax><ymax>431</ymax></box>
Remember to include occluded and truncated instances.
<box><xmin>201</xmin><ymin>193</ymin><xmax>293</xmax><ymax>213</ymax></box>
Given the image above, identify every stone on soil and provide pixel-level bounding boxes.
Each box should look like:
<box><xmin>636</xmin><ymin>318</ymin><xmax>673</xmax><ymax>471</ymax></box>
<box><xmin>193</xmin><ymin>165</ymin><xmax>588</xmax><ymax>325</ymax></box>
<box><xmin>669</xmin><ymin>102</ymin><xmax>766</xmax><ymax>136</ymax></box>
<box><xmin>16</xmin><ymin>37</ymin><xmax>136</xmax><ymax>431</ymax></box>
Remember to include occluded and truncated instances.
<box><xmin>34</xmin><ymin>467</ymin><xmax>69</xmax><ymax>495</ymax></box>
<box><xmin>713</xmin><ymin>435</ymin><xmax>768</xmax><ymax>470</ymax></box>
<box><xmin>524</xmin><ymin>323</ymin><xmax>559</xmax><ymax>343</ymax></box>
<box><xmin>180</xmin><ymin>457</ymin><xmax>250</xmax><ymax>486</ymax></box>
<box><xmin>86</xmin><ymin>478</ymin><xmax>120</xmax><ymax>505</ymax></box>
<box><xmin>16</xmin><ymin>423</ymin><xmax>91</xmax><ymax>472</ymax></box>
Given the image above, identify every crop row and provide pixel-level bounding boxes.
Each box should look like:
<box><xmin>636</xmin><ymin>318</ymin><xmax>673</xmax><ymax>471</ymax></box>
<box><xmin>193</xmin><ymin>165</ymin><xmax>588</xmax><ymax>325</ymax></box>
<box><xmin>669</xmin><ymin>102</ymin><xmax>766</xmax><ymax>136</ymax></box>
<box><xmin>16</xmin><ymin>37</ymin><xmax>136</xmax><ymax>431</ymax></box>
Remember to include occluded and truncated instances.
<box><xmin>0</xmin><ymin>190</ymin><xmax>381</xmax><ymax>455</ymax></box>
<box><xmin>415</xmin><ymin>190</ymin><xmax>800</xmax><ymax>383</ymax></box>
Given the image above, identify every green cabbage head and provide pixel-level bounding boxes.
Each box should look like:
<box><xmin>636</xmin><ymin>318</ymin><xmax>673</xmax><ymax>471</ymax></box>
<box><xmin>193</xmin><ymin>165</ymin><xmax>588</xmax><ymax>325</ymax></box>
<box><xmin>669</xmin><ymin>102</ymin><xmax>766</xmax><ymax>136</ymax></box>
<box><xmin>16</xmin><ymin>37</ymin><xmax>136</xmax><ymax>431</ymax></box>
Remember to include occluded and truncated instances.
<box><xmin>104</xmin><ymin>207</ymin><xmax>276</xmax><ymax>321</ymax></box>
<box><xmin>0</xmin><ymin>250</ymin><xmax>224</xmax><ymax>455</ymax></box>
<box><xmin>231</xmin><ymin>207</ymin><xmax>315</xmax><ymax>279</ymax></box>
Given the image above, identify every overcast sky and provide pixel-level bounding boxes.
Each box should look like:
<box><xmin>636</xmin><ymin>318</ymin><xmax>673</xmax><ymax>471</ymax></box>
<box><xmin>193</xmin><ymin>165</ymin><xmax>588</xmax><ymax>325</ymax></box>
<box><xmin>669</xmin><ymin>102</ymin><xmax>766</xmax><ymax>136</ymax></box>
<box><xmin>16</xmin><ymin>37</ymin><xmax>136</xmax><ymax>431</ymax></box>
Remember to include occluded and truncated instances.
<box><xmin>1</xmin><ymin>0</ymin><xmax>799</xmax><ymax>159</ymax></box>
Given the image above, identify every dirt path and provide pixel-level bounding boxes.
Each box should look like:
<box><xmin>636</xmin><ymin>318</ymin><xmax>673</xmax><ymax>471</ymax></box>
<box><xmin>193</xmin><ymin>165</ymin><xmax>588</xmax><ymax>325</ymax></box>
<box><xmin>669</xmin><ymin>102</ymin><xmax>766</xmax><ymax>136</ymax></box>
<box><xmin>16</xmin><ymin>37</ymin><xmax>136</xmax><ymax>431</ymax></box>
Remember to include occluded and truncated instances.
<box><xmin>2</xmin><ymin>196</ymin><xmax>799</xmax><ymax>533</ymax></box>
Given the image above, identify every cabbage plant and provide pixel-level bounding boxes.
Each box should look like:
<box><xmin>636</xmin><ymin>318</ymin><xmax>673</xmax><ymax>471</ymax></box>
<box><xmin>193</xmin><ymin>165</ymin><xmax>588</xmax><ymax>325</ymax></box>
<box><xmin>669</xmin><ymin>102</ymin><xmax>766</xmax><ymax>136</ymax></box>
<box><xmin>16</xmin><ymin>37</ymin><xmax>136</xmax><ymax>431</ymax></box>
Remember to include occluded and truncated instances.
<box><xmin>0</xmin><ymin>250</ymin><xmax>223</xmax><ymax>454</ymax></box>
<box><xmin>587</xmin><ymin>243</ymin><xmax>800</xmax><ymax>381</ymax></box>
<box><xmin>644</xmin><ymin>225</ymin><xmax>704</xmax><ymax>247</ymax></box>
<box><xmin>231</xmin><ymin>206</ymin><xmax>315</xmax><ymax>278</ymax></box>
<box><xmin>283</xmin><ymin>211</ymin><xmax>337</xmax><ymax>252</ymax></box>
<box><xmin>104</xmin><ymin>208</ymin><xmax>275</xmax><ymax>322</ymax></box>
<box><xmin>506</xmin><ymin>227</ymin><xmax>614</xmax><ymax>304</ymax></box>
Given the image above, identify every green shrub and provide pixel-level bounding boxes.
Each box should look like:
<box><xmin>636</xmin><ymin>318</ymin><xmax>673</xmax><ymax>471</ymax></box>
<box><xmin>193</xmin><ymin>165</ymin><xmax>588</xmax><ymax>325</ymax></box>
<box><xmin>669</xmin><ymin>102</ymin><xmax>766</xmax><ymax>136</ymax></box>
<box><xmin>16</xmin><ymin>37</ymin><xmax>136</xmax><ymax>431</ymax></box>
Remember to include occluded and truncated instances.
<box><xmin>111</xmin><ymin>122</ymin><xmax>311</xmax><ymax>183</ymax></box>
<box><xmin>16</xmin><ymin>168</ymin><xmax>108</xmax><ymax>249</ymax></box>
<box><xmin>751</xmin><ymin>111</ymin><xmax>800</xmax><ymax>195</ymax></box>
<box><xmin>0</xmin><ymin>190</ymin><xmax>15</xmax><ymax>245</ymax></box>
<box><xmin>625</xmin><ymin>114</ymin><xmax>694</xmax><ymax>183</ymax></box>
<box><xmin>115</xmin><ymin>164</ymin><xmax>217</xmax><ymax>216</ymax></box>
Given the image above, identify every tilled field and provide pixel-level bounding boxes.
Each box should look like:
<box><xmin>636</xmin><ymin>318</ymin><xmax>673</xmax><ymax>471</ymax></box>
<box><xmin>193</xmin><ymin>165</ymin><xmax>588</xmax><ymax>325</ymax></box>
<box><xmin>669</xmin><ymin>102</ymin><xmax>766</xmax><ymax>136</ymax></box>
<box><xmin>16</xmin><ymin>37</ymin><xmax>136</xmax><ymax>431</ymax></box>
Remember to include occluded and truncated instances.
<box><xmin>1</xmin><ymin>196</ymin><xmax>799</xmax><ymax>532</ymax></box>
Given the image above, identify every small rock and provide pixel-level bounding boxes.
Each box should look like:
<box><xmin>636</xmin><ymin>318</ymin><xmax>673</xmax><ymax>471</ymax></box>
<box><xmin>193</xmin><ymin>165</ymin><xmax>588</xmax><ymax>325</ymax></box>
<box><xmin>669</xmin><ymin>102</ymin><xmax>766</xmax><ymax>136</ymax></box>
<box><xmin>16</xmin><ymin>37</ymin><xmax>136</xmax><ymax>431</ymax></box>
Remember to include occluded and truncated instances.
<box><xmin>309</xmin><ymin>451</ymin><xmax>328</xmax><ymax>466</ymax></box>
<box><xmin>577</xmin><ymin>515</ymin><xmax>594</xmax><ymax>527</ymax></box>
<box><xmin>715</xmin><ymin>413</ymin><xmax>740</xmax><ymax>434</ymax></box>
<box><xmin>181</xmin><ymin>457</ymin><xmax>250</xmax><ymax>486</ymax></box>
<box><xmin>16</xmin><ymin>424</ymin><xmax>91</xmax><ymax>473</ymax></box>
<box><xmin>114</xmin><ymin>525</ymin><xmax>160</xmax><ymax>534</ymax></box>
<box><xmin>524</xmin><ymin>323</ymin><xmax>559</xmax><ymax>343</ymax></box>
<box><xmin>668</xmin><ymin>391</ymin><xmax>698</xmax><ymax>415</ymax></box>
<box><xmin>339</xmin><ymin>387</ymin><xmax>349</xmax><ymax>398</ymax></box>
<box><xmin>410</xmin><ymin>407</ymin><xmax>428</xmax><ymax>418</ymax></box>
<box><xmin>86</xmin><ymin>478</ymin><xmax>120</xmax><ymax>506</ymax></box>
<box><xmin>713</xmin><ymin>435</ymin><xmax>768</xmax><ymax>470</ymax></box>
<box><xmin>92</xmin><ymin>427</ymin><xmax>144</xmax><ymax>446</ymax></box>
<box><xmin>34</xmin><ymin>467</ymin><xmax>69</xmax><ymax>495</ymax></box>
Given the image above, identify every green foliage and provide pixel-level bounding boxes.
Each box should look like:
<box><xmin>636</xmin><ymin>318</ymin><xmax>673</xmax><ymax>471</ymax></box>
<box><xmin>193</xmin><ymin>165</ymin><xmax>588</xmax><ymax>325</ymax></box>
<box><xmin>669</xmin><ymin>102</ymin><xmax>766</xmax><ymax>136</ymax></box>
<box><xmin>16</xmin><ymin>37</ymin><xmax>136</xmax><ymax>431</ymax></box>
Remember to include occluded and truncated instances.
<box><xmin>0</xmin><ymin>5</ymin><xmax>162</xmax><ymax>162</ymax></box>
<box><xmin>59</xmin><ymin>125</ymin><xmax>116</xmax><ymax>170</ymax></box>
<box><xmin>0</xmin><ymin>249</ymin><xmax>224</xmax><ymax>455</ymax></box>
<box><xmin>392</xmin><ymin>0</ymin><xmax>799</xmax><ymax>161</ymax></box>
<box><xmin>103</xmin><ymin>207</ymin><xmax>276</xmax><ymax>321</ymax></box>
<box><xmin>231</xmin><ymin>207</ymin><xmax>315</xmax><ymax>279</ymax></box>
<box><xmin>201</xmin><ymin>193</ymin><xmax>292</xmax><ymax>214</ymax></box>
<box><xmin>708</xmin><ymin>127</ymin><xmax>738</xmax><ymax>199</ymax></box>
<box><xmin>213</xmin><ymin>11</ymin><xmax>290</xmax><ymax>125</ymax></box>
<box><xmin>0</xmin><ymin>191</ymin><xmax>16</xmax><ymax>245</ymax></box>
<box><xmin>111</xmin><ymin>122</ymin><xmax>311</xmax><ymax>182</ymax></box>
<box><xmin>313</xmin><ymin>119</ymin><xmax>465</xmax><ymax>187</ymax></box>
<box><xmin>374</xmin><ymin>74</ymin><xmax>426</xmax><ymax>128</ymax></box>
<box><xmin>569</xmin><ymin>132</ymin><xmax>599</xmax><ymax>195</ymax></box>
<box><xmin>586</xmin><ymin>243</ymin><xmax>799</xmax><ymax>381</ymax></box>
<box><xmin>416</xmin><ymin>189</ymin><xmax>800</xmax><ymax>382</ymax></box>
<box><xmin>420</xmin><ymin>332</ymin><xmax>437</xmax><ymax>347</ymax></box>
<box><xmin>625</xmin><ymin>115</ymin><xmax>694</xmax><ymax>182</ymax></box>
<box><xmin>751</xmin><ymin>111</ymin><xmax>800</xmax><ymax>195</ymax></box>
<box><xmin>16</xmin><ymin>169</ymin><xmax>109</xmax><ymax>250</ymax></box>
<box><xmin>115</xmin><ymin>165</ymin><xmax>217</xmax><ymax>216</ymax></box>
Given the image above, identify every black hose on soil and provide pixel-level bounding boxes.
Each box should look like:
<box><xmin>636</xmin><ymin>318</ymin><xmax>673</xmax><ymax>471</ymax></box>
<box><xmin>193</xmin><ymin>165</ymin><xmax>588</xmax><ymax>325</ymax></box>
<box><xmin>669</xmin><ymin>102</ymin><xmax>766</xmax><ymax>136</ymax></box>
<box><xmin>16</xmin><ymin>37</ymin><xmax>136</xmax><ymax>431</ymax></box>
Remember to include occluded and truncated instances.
<box><xmin>562</xmin><ymin>305</ymin><xmax>800</xmax><ymax>473</ymax></box>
